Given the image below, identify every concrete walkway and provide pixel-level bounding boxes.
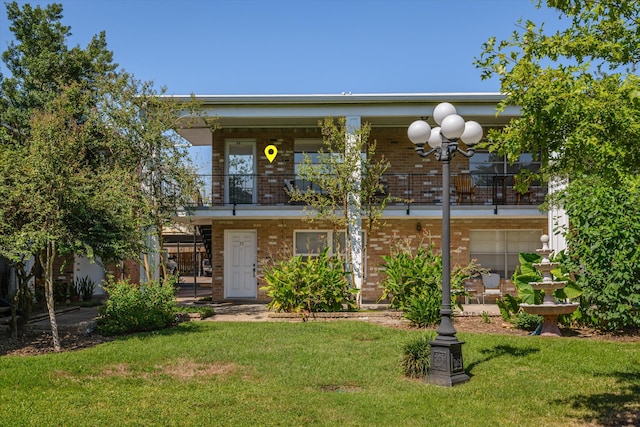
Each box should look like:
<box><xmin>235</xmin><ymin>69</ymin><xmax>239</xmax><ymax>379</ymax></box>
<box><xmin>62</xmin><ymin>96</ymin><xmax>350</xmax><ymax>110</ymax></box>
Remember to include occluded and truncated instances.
<box><xmin>24</xmin><ymin>286</ymin><xmax>501</xmax><ymax>332</ymax></box>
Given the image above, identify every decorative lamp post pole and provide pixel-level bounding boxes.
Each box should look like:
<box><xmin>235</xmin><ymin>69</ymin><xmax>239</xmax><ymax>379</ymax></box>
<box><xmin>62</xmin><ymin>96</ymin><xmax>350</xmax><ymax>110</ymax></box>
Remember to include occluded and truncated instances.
<box><xmin>407</xmin><ymin>102</ymin><xmax>483</xmax><ymax>386</ymax></box>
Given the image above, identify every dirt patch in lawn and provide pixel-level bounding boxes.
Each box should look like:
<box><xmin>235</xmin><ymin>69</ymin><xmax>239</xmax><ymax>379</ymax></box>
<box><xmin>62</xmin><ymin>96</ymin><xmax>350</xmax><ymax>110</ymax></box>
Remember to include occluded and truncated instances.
<box><xmin>159</xmin><ymin>359</ymin><xmax>237</xmax><ymax>379</ymax></box>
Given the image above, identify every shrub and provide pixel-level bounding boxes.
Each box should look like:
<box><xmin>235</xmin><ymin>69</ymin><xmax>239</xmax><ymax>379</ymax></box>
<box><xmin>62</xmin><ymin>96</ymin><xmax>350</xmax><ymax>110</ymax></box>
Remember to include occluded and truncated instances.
<box><xmin>401</xmin><ymin>331</ymin><xmax>436</xmax><ymax>379</ymax></box>
<box><xmin>380</xmin><ymin>238</ymin><xmax>485</xmax><ymax>327</ymax></box>
<box><xmin>402</xmin><ymin>293</ymin><xmax>441</xmax><ymax>328</ymax></box>
<box><xmin>97</xmin><ymin>277</ymin><xmax>177</xmax><ymax>335</ymax></box>
<box><xmin>561</xmin><ymin>175</ymin><xmax>640</xmax><ymax>332</ymax></box>
<box><xmin>481</xmin><ymin>311</ymin><xmax>492</xmax><ymax>324</ymax></box>
<box><xmin>514</xmin><ymin>312</ymin><xmax>542</xmax><ymax>331</ymax></box>
<box><xmin>261</xmin><ymin>247</ymin><xmax>358</xmax><ymax>317</ymax></box>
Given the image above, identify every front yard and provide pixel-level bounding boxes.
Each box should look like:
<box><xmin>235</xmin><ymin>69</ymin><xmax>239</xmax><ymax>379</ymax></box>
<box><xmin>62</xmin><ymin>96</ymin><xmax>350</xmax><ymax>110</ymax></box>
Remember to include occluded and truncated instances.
<box><xmin>1</xmin><ymin>321</ymin><xmax>638</xmax><ymax>426</ymax></box>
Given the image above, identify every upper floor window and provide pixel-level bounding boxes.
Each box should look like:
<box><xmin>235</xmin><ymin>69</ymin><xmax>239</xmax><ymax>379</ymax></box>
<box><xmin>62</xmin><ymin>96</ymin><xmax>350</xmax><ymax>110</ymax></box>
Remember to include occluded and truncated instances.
<box><xmin>469</xmin><ymin>152</ymin><xmax>540</xmax><ymax>186</ymax></box>
<box><xmin>294</xmin><ymin>138</ymin><xmax>365</xmax><ymax>177</ymax></box>
<box><xmin>294</xmin><ymin>139</ymin><xmax>324</xmax><ymax>176</ymax></box>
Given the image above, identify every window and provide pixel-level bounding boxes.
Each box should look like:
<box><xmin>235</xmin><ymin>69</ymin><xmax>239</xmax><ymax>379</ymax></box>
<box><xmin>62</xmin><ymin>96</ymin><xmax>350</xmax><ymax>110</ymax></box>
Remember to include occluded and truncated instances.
<box><xmin>294</xmin><ymin>230</ymin><xmax>348</xmax><ymax>258</ymax></box>
<box><xmin>225</xmin><ymin>140</ymin><xmax>255</xmax><ymax>204</ymax></box>
<box><xmin>470</xmin><ymin>230</ymin><xmax>542</xmax><ymax>279</ymax></box>
<box><xmin>294</xmin><ymin>230</ymin><xmax>365</xmax><ymax>265</ymax></box>
<box><xmin>469</xmin><ymin>152</ymin><xmax>540</xmax><ymax>186</ymax></box>
<box><xmin>294</xmin><ymin>138</ymin><xmax>366</xmax><ymax>177</ymax></box>
<box><xmin>294</xmin><ymin>139</ymin><xmax>324</xmax><ymax>176</ymax></box>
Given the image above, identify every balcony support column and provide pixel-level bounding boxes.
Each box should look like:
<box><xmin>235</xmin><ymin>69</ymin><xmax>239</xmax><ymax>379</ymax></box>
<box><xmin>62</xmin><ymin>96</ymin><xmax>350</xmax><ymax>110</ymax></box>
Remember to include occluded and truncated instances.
<box><xmin>346</xmin><ymin>115</ymin><xmax>363</xmax><ymax>306</ymax></box>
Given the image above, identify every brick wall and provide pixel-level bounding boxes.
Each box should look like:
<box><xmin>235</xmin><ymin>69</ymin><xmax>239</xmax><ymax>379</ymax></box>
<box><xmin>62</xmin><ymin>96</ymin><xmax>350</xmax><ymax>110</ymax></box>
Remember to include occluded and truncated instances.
<box><xmin>208</xmin><ymin>216</ymin><xmax>547</xmax><ymax>303</ymax></box>
<box><xmin>210</xmin><ymin>126</ymin><xmax>495</xmax><ymax>207</ymax></box>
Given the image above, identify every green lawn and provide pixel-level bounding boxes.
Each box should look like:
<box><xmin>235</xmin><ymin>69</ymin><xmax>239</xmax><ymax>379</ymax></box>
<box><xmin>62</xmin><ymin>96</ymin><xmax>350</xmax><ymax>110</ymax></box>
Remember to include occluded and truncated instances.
<box><xmin>1</xmin><ymin>322</ymin><xmax>638</xmax><ymax>426</ymax></box>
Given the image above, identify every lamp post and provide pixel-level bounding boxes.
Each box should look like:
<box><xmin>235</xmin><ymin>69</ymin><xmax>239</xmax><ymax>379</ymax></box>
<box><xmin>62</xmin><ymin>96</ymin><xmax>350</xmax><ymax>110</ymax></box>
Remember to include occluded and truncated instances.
<box><xmin>407</xmin><ymin>102</ymin><xmax>483</xmax><ymax>386</ymax></box>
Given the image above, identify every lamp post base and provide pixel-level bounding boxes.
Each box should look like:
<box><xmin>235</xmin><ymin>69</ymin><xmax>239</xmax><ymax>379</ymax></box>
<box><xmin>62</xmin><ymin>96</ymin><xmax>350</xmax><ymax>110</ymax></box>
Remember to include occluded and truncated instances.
<box><xmin>428</xmin><ymin>338</ymin><xmax>469</xmax><ymax>387</ymax></box>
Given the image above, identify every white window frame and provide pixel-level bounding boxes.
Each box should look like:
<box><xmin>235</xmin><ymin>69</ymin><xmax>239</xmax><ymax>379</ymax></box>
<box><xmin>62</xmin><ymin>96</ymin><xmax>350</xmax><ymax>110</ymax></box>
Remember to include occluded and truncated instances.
<box><xmin>225</xmin><ymin>139</ymin><xmax>257</xmax><ymax>204</ymax></box>
<box><xmin>469</xmin><ymin>229</ymin><xmax>542</xmax><ymax>279</ymax></box>
<box><xmin>293</xmin><ymin>229</ymin><xmax>367</xmax><ymax>276</ymax></box>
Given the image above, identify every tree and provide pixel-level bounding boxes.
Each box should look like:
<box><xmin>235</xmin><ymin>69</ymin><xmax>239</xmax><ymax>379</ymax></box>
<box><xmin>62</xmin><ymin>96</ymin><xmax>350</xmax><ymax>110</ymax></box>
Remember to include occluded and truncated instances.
<box><xmin>94</xmin><ymin>73</ymin><xmax>215</xmax><ymax>280</ymax></box>
<box><xmin>475</xmin><ymin>0</ymin><xmax>640</xmax><ymax>331</ymax></box>
<box><xmin>0</xmin><ymin>2</ymin><xmax>212</xmax><ymax>348</ymax></box>
<box><xmin>0</xmin><ymin>84</ymin><xmax>147</xmax><ymax>350</ymax></box>
<box><xmin>1</xmin><ymin>2</ymin><xmax>116</xmax><ymax>145</ymax></box>
<box><xmin>287</xmin><ymin>117</ymin><xmax>391</xmax><ymax>305</ymax></box>
<box><xmin>475</xmin><ymin>0</ymin><xmax>640</xmax><ymax>184</ymax></box>
<box><xmin>0</xmin><ymin>2</ymin><xmax>121</xmax><ymax>348</ymax></box>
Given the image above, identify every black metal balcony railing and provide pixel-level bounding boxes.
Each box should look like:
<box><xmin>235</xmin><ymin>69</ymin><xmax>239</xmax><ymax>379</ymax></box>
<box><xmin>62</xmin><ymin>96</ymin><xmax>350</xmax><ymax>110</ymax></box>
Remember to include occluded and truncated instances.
<box><xmin>188</xmin><ymin>173</ymin><xmax>547</xmax><ymax>208</ymax></box>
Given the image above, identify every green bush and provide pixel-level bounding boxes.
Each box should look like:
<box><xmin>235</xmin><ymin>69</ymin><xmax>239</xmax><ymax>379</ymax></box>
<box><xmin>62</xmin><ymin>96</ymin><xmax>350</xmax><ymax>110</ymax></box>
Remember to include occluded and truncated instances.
<box><xmin>261</xmin><ymin>247</ymin><xmax>358</xmax><ymax>316</ymax></box>
<box><xmin>514</xmin><ymin>312</ymin><xmax>542</xmax><ymax>331</ymax></box>
<box><xmin>561</xmin><ymin>175</ymin><xmax>640</xmax><ymax>332</ymax></box>
<box><xmin>401</xmin><ymin>331</ymin><xmax>436</xmax><ymax>379</ymax></box>
<box><xmin>380</xmin><ymin>239</ymin><xmax>484</xmax><ymax>327</ymax></box>
<box><xmin>380</xmin><ymin>243</ymin><xmax>442</xmax><ymax>312</ymax></box>
<box><xmin>402</xmin><ymin>293</ymin><xmax>441</xmax><ymax>328</ymax></box>
<box><xmin>97</xmin><ymin>278</ymin><xmax>177</xmax><ymax>336</ymax></box>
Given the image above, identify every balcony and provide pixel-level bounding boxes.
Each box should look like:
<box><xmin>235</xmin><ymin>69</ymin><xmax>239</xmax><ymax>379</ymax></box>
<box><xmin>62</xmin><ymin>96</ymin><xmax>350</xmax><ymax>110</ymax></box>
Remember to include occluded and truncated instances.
<box><xmin>189</xmin><ymin>173</ymin><xmax>547</xmax><ymax>208</ymax></box>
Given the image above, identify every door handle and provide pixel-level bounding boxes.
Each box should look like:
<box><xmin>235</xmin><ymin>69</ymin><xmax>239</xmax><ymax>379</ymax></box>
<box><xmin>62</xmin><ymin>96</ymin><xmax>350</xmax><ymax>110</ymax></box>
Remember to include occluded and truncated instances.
<box><xmin>253</xmin><ymin>263</ymin><xmax>256</xmax><ymax>277</ymax></box>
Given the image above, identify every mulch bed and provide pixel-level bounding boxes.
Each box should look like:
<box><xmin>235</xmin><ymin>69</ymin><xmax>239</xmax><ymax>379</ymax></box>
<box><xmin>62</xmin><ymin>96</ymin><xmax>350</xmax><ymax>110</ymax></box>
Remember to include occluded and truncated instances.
<box><xmin>2</xmin><ymin>315</ymin><xmax>638</xmax><ymax>357</ymax></box>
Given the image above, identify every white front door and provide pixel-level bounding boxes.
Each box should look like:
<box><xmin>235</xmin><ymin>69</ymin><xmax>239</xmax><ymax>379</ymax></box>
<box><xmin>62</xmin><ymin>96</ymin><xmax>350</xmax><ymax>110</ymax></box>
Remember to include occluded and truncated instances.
<box><xmin>224</xmin><ymin>230</ymin><xmax>257</xmax><ymax>298</ymax></box>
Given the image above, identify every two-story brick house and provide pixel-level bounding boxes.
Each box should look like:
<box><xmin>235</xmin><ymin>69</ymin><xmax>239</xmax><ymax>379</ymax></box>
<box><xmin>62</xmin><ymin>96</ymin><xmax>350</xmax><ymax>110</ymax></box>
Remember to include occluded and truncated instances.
<box><xmin>172</xmin><ymin>93</ymin><xmax>548</xmax><ymax>303</ymax></box>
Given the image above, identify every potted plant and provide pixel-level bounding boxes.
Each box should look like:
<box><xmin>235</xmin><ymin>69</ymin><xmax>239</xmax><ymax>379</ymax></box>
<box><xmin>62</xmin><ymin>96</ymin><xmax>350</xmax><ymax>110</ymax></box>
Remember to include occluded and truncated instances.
<box><xmin>77</xmin><ymin>276</ymin><xmax>96</xmax><ymax>302</ymax></box>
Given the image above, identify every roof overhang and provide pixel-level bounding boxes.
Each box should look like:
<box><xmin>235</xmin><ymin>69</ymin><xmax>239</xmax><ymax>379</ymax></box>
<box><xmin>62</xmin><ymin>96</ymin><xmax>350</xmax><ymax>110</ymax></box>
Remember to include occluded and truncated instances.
<box><xmin>167</xmin><ymin>92</ymin><xmax>517</xmax><ymax>146</ymax></box>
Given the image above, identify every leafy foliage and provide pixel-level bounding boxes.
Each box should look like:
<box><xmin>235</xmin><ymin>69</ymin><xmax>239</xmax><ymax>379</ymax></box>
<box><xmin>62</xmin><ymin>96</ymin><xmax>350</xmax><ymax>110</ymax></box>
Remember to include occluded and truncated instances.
<box><xmin>401</xmin><ymin>331</ymin><xmax>436</xmax><ymax>379</ymax></box>
<box><xmin>261</xmin><ymin>248</ymin><xmax>358</xmax><ymax>318</ymax></box>
<box><xmin>475</xmin><ymin>0</ymin><xmax>640</xmax><ymax>184</ymax></box>
<box><xmin>562</xmin><ymin>176</ymin><xmax>640</xmax><ymax>332</ymax></box>
<box><xmin>286</xmin><ymin>116</ymin><xmax>392</xmax><ymax>304</ymax></box>
<box><xmin>475</xmin><ymin>0</ymin><xmax>640</xmax><ymax>333</ymax></box>
<box><xmin>0</xmin><ymin>2</ymin><xmax>214</xmax><ymax>348</ymax></box>
<box><xmin>97</xmin><ymin>278</ymin><xmax>177</xmax><ymax>336</ymax></box>
<box><xmin>513</xmin><ymin>312</ymin><xmax>543</xmax><ymax>331</ymax></box>
<box><xmin>380</xmin><ymin>237</ymin><xmax>485</xmax><ymax>327</ymax></box>
<box><xmin>74</xmin><ymin>275</ymin><xmax>96</xmax><ymax>301</ymax></box>
<box><xmin>287</xmin><ymin>117</ymin><xmax>391</xmax><ymax>231</ymax></box>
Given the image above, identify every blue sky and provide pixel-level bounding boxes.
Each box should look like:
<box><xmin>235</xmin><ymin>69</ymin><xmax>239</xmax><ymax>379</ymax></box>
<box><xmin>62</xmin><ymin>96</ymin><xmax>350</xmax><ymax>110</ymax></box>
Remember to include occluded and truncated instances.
<box><xmin>0</xmin><ymin>0</ymin><xmax>564</xmax><ymax>95</ymax></box>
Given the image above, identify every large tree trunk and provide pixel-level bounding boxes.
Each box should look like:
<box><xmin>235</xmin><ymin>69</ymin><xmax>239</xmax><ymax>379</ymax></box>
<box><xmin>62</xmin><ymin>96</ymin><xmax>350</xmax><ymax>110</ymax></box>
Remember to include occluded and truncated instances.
<box><xmin>40</xmin><ymin>241</ymin><xmax>61</xmax><ymax>352</ymax></box>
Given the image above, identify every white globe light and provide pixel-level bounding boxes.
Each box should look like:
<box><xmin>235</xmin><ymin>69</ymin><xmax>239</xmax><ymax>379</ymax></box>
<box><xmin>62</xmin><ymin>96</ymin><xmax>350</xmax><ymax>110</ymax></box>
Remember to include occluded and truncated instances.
<box><xmin>407</xmin><ymin>120</ymin><xmax>431</xmax><ymax>145</ymax></box>
<box><xmin>428</xmin><ymin>127</ymin><xmax>442</xmax><ymax>148</ymax></box>
<box><xmin>440</xmin><ymin>114</ymin><xmax>465</xmax><ymax>139</ymax></box>
<box><xmin>433</xmin><ymin>102</ymin><xmax>457</xmax><ymax>125</ymax></box>
<box><xmin>460</xmin><ymin>120</ymin><xmax>483</xmax><ymax>145</ymax></box>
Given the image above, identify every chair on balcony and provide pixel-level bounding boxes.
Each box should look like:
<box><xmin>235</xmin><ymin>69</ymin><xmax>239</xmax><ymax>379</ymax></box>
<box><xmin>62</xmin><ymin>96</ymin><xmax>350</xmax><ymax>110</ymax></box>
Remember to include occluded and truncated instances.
<box><xmin>454</xmin><ymin>173</ymin><xmax>476</xmax><ymax>204</ymax></box>
<box><xmin>481</xmin><ymin>273</ymin><xmax>502</xmax><ymax>304</ymax></box>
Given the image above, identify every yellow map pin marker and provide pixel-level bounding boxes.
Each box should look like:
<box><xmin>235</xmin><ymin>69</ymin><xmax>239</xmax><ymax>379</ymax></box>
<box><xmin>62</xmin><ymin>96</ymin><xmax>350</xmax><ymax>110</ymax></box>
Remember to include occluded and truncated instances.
<box><xmin>264</xmin><ymin>144</ymin><xmax>278</xmax><ymax>163</ymax></box>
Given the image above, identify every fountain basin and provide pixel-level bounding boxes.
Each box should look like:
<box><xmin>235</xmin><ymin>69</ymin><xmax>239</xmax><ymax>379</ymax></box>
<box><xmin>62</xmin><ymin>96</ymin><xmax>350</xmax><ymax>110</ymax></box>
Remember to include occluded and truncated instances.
<box><xmin>520</xmin><ymin>303</ymin><xmax>579</xmax><ymax>336</ymax></box>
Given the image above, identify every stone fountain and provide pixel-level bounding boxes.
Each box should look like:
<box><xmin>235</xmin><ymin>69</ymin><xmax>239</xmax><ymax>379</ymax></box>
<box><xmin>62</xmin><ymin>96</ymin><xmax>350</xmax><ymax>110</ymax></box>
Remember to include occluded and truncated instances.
<box><xmin>520</xmin><ymin>235</ymin><xmax>578</xmax><ymax>337</ymax></box>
